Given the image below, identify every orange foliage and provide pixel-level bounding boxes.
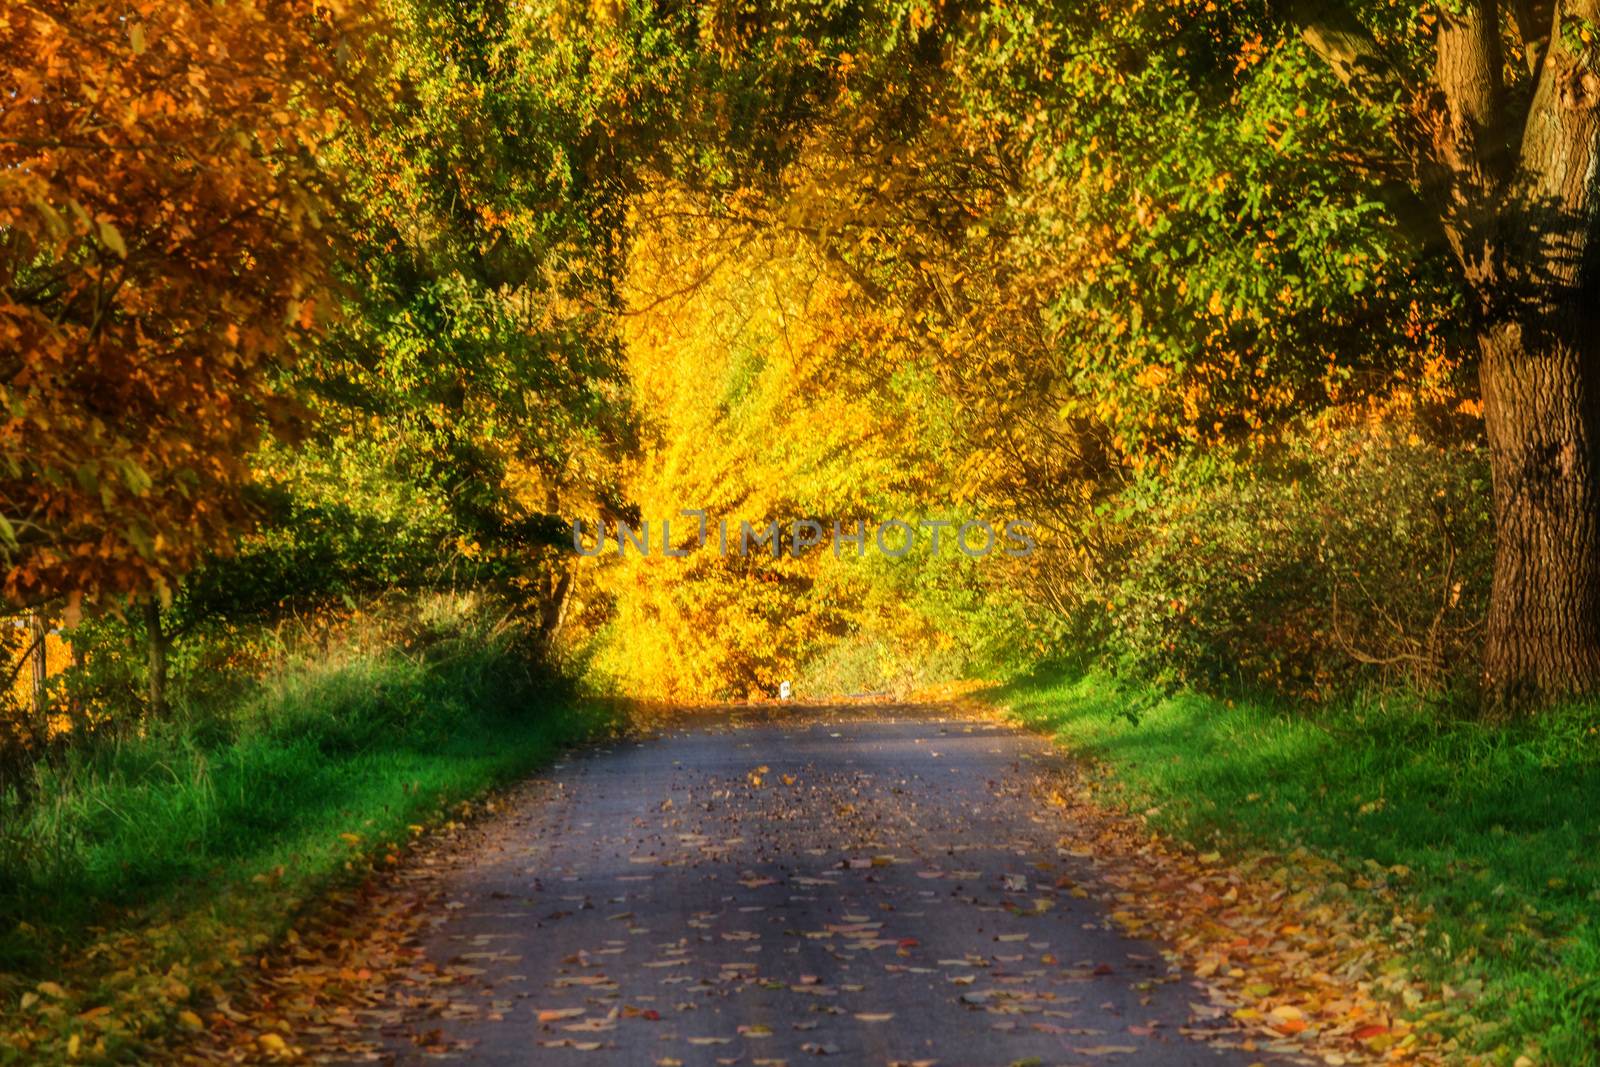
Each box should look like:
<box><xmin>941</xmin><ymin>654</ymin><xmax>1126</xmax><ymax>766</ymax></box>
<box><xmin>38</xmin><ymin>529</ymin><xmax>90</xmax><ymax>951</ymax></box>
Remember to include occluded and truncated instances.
<box><xmin>0</xmin><ymin>0</ymin><xmax>366</xmax><ymax>605</ymax></box>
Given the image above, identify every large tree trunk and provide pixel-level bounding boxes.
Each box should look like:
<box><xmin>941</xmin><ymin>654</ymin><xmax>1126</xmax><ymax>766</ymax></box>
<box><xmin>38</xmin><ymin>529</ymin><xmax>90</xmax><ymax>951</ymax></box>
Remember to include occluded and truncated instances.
<box><xmin>1289</xmin><ymin>0</ymin><xmax>1600</xmax><ymax>710</ymax></box>
<box><xmin>1478</xmin><ymin>308</ymin><xmax>1600</xmax><ymax>709</ymax></box>
<box><xmin>1474</xmin><ymin>20</ymin><xmax>1600</xmax><ymax>709</ymax></box>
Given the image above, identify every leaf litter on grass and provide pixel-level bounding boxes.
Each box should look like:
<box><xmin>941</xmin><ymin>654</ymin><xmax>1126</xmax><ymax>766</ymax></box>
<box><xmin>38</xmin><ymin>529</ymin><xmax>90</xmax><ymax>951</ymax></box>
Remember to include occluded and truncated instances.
<box><xmin>1017</xmin><ymin>759</ymin><xmax>1486</xmax><ymax>1064</ymax></box>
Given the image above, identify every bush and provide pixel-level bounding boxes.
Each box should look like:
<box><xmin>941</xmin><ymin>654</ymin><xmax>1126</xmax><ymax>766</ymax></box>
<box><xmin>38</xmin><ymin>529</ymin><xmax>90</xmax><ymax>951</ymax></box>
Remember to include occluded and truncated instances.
<box><xmin>1091</xmin><ymin>419</ymin><xmax>1491</xmax><ymax>699</ymax></box>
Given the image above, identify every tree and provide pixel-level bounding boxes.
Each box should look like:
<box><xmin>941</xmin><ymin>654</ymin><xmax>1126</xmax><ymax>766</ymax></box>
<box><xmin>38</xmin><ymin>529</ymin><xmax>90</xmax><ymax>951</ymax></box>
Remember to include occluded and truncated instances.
<box><xmin>0</xmin><ymin>0</ymin><xmax>366</xmax><ymax>607</ymax></box>
<box><xmin>1278</xmin><ymin>0</ymin><xmax>1600</xmax><ymax>707</ymax></box>
<box><xmin>708</xmin><ymin>2</ymin><xmax>1470</xmax><ymax>689</ymax></box>
<box><xmin>760</xmin><ymin>0</ymin><xmax>1586</xmax><ymax>708</ymax></box>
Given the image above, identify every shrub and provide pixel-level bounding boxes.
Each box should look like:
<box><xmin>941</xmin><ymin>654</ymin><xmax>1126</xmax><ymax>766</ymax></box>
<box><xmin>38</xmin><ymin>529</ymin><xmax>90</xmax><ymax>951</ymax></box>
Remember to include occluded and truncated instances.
<box><xmin>1092</xmin><ymin>419</ymin><xmax>1491</xmax><ymax>699</ymax></box>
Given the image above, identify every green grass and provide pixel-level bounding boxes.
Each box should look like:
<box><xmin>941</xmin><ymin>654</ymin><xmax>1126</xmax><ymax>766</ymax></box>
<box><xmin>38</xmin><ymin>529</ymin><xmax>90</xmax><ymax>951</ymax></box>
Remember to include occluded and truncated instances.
<box><xmin>994</xmin><ymin>666</ymin><xmax>1600</xmax><ymax>1065</ymax></box>
<box><xmin>0</xmin><ymin>605</ymin><xmax>610</xmax><ymax>1060</ymax></box>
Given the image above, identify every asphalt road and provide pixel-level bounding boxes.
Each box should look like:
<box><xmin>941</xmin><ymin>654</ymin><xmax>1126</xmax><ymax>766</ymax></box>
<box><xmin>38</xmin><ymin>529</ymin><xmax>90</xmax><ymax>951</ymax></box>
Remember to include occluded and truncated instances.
<box><xmin>355</xmin><ymin>704</ymin><xmax>1279</xmax><ymax>1066</ymax></box>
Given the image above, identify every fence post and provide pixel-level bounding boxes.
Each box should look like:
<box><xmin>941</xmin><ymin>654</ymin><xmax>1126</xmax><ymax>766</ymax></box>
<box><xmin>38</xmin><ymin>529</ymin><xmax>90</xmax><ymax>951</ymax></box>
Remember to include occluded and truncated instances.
<box><xmin>143</xmin><ymin>598</ymin><xmax>169</xmax><ymax>718</ymax></box>
<box><xmin>28</xmin><ymin>612</ymin><xmax>47</xmax><ymax>721</ymax></box>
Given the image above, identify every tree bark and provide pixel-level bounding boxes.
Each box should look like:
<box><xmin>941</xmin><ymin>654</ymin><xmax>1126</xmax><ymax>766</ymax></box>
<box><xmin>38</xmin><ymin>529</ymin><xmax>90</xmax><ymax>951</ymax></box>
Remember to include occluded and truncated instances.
<box><xmin>1476</xmin><ymin>20</ymin><xmax>1600</xmax><ymax>708</ymax></box>
<box><xmin>1478</xmin><ymin>314</ymin><xmax>1600</xmax><ymax>708</ymax></box>
<box><xmin>67</xmin><ymin>632</ymin><xmax>89</xmax><ymax>740</ymax></box>
<box><xmin>538</xmin><ymin>486</ymin><xmax>575</xmax><ymax>648</ymax></box>
<box><xmin>144</xmin><ymin>598</ymin><xmax>169</xmax><ymax>718</ymax></box>
<box><xmin>1290</xmin><ymin>0</ymin><xmax>1600</xmax><ymax>712</ymax></box>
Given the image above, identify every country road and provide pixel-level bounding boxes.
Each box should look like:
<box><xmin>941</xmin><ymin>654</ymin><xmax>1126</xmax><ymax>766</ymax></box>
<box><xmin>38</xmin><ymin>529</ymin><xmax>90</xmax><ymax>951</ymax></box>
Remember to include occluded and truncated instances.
<box><xmin>347</xmin><ymin>704</ymin><xmax>1281</xmax><ymax>1066</ymax></box>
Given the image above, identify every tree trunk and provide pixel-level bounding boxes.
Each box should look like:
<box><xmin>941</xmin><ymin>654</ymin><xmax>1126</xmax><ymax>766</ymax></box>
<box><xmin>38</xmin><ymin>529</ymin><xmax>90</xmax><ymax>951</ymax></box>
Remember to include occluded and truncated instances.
<box><xmin>1290</xmin><ymin>0</ymin><xmax>1600</xmax><ymax>711</ymax></box>
<box><xmin>1474</xmin><ymin>24</ymin><xmax>1600</xmax><ymax>710</ymax></box>
<box><xmin>67</xmin><ymin>633</ymin><xmax>89</xmax><ymax>740</ymax></box>
<box><xmin>538</xmin><ymin>568</ymin><xmax>575</xmax><ymax>646</ymax></box>
<box><xmin>538</xmin><ymin>486</ymin><xmax>574</xmax><ymax>647</ymax></box>
<box><xmin>1478</xmin><ymin>310</ymin><xmax>1600</xmax><ymax>710</ymax></box>
<box><xmin>143</xmin><ymin>598</ymin><xmax>169</xmax><ymax>718</ymax></box>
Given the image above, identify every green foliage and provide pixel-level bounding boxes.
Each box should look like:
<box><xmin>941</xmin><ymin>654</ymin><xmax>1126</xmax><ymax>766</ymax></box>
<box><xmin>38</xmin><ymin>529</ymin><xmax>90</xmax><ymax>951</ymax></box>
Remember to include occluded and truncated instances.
<box><xmin>295</xmin><ymin>0</ymin><xmax>644</xmax><ymax>596</ymax></box>
<box><xmin>943</xmin><ymin>1</ymin><xmax>1455</xmax><ymax>452</ymax></box>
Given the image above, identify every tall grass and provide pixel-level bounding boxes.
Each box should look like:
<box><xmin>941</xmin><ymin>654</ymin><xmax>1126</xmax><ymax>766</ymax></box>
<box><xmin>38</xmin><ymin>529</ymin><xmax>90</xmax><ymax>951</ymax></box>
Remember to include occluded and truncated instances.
<box><xmin>996</xmin><ymin>667</ymin><xmax>1600</xmax><ymax>1063</ymax></box>
<box><xmin>0</xmin><ymin>596</ymin><xmax>607</xmax><ymax>976</ymax></box>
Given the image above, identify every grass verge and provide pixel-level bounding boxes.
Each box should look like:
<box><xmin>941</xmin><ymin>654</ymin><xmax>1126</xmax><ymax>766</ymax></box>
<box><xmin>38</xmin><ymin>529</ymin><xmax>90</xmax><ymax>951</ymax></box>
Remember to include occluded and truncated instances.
<box><xmin>990</xmin><ymin>666</ymin><xmax>1600</xmax><ymax>1066</ymax></box>
<box><xmin>0</xmin><ymin>600</ymin><xmax>612</xmax><ymax>1062</ymax></box>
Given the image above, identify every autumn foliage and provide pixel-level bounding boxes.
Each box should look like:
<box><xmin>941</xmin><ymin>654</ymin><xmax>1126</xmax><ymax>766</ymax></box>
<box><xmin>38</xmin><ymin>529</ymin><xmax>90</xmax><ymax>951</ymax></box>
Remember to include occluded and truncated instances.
<box><xmin>0</xmin><ymin>0</ymin><xmax>363</xmax><ymax>605</ymax></box>
<box><xmin>1</xmin><ymin>2</ymin><xmax>1599</xmax><ymax>1064</ymax></box>
<box><xmin>0</xmin><ymin>0</ymin><xmax>1498</xmax><ymax>710</ymax></box>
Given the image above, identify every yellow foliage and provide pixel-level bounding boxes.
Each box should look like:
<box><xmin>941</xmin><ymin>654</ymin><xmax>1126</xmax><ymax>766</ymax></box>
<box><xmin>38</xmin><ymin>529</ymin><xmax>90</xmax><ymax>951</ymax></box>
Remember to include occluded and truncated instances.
<box><xmin>581</xmin><ymin>189</ymin><xmax>932</xmax><ymax>699</ymax></box>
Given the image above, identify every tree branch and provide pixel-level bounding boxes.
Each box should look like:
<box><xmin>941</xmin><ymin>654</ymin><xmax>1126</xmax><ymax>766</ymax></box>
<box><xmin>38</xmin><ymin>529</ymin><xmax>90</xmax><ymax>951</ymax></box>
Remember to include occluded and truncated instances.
<box><xmin>1505</xmin><ymin>0</ymin><xmax>1600</xmax><ymax>299</ymax></box>
<box><xmin>1282</xmin><ymin>0</ymin><xmax>1453</xmax><ymax>253</ymax></box>
<box><xmin>1509</xmin><ymin>0</ymin><xmax>1555</xmax><ymax>75</ymax></box>
<box><xmin>1284</xmin><ymin>0</ymin><xmax>1407</xmax><ymax>105</ymax></box>
<box><xmin>1433</xmin><ymin>0</ymin><xmax>1510</xmax><ymax>185</ymax></box>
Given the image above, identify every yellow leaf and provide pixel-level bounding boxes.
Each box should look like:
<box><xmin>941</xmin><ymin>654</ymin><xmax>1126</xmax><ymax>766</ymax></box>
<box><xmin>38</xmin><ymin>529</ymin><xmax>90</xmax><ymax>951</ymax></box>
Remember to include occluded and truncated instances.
<box><xmin>97</xmin><ymin>219</ymin><xmax>127</xmax><ymax>259</ymax></box>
